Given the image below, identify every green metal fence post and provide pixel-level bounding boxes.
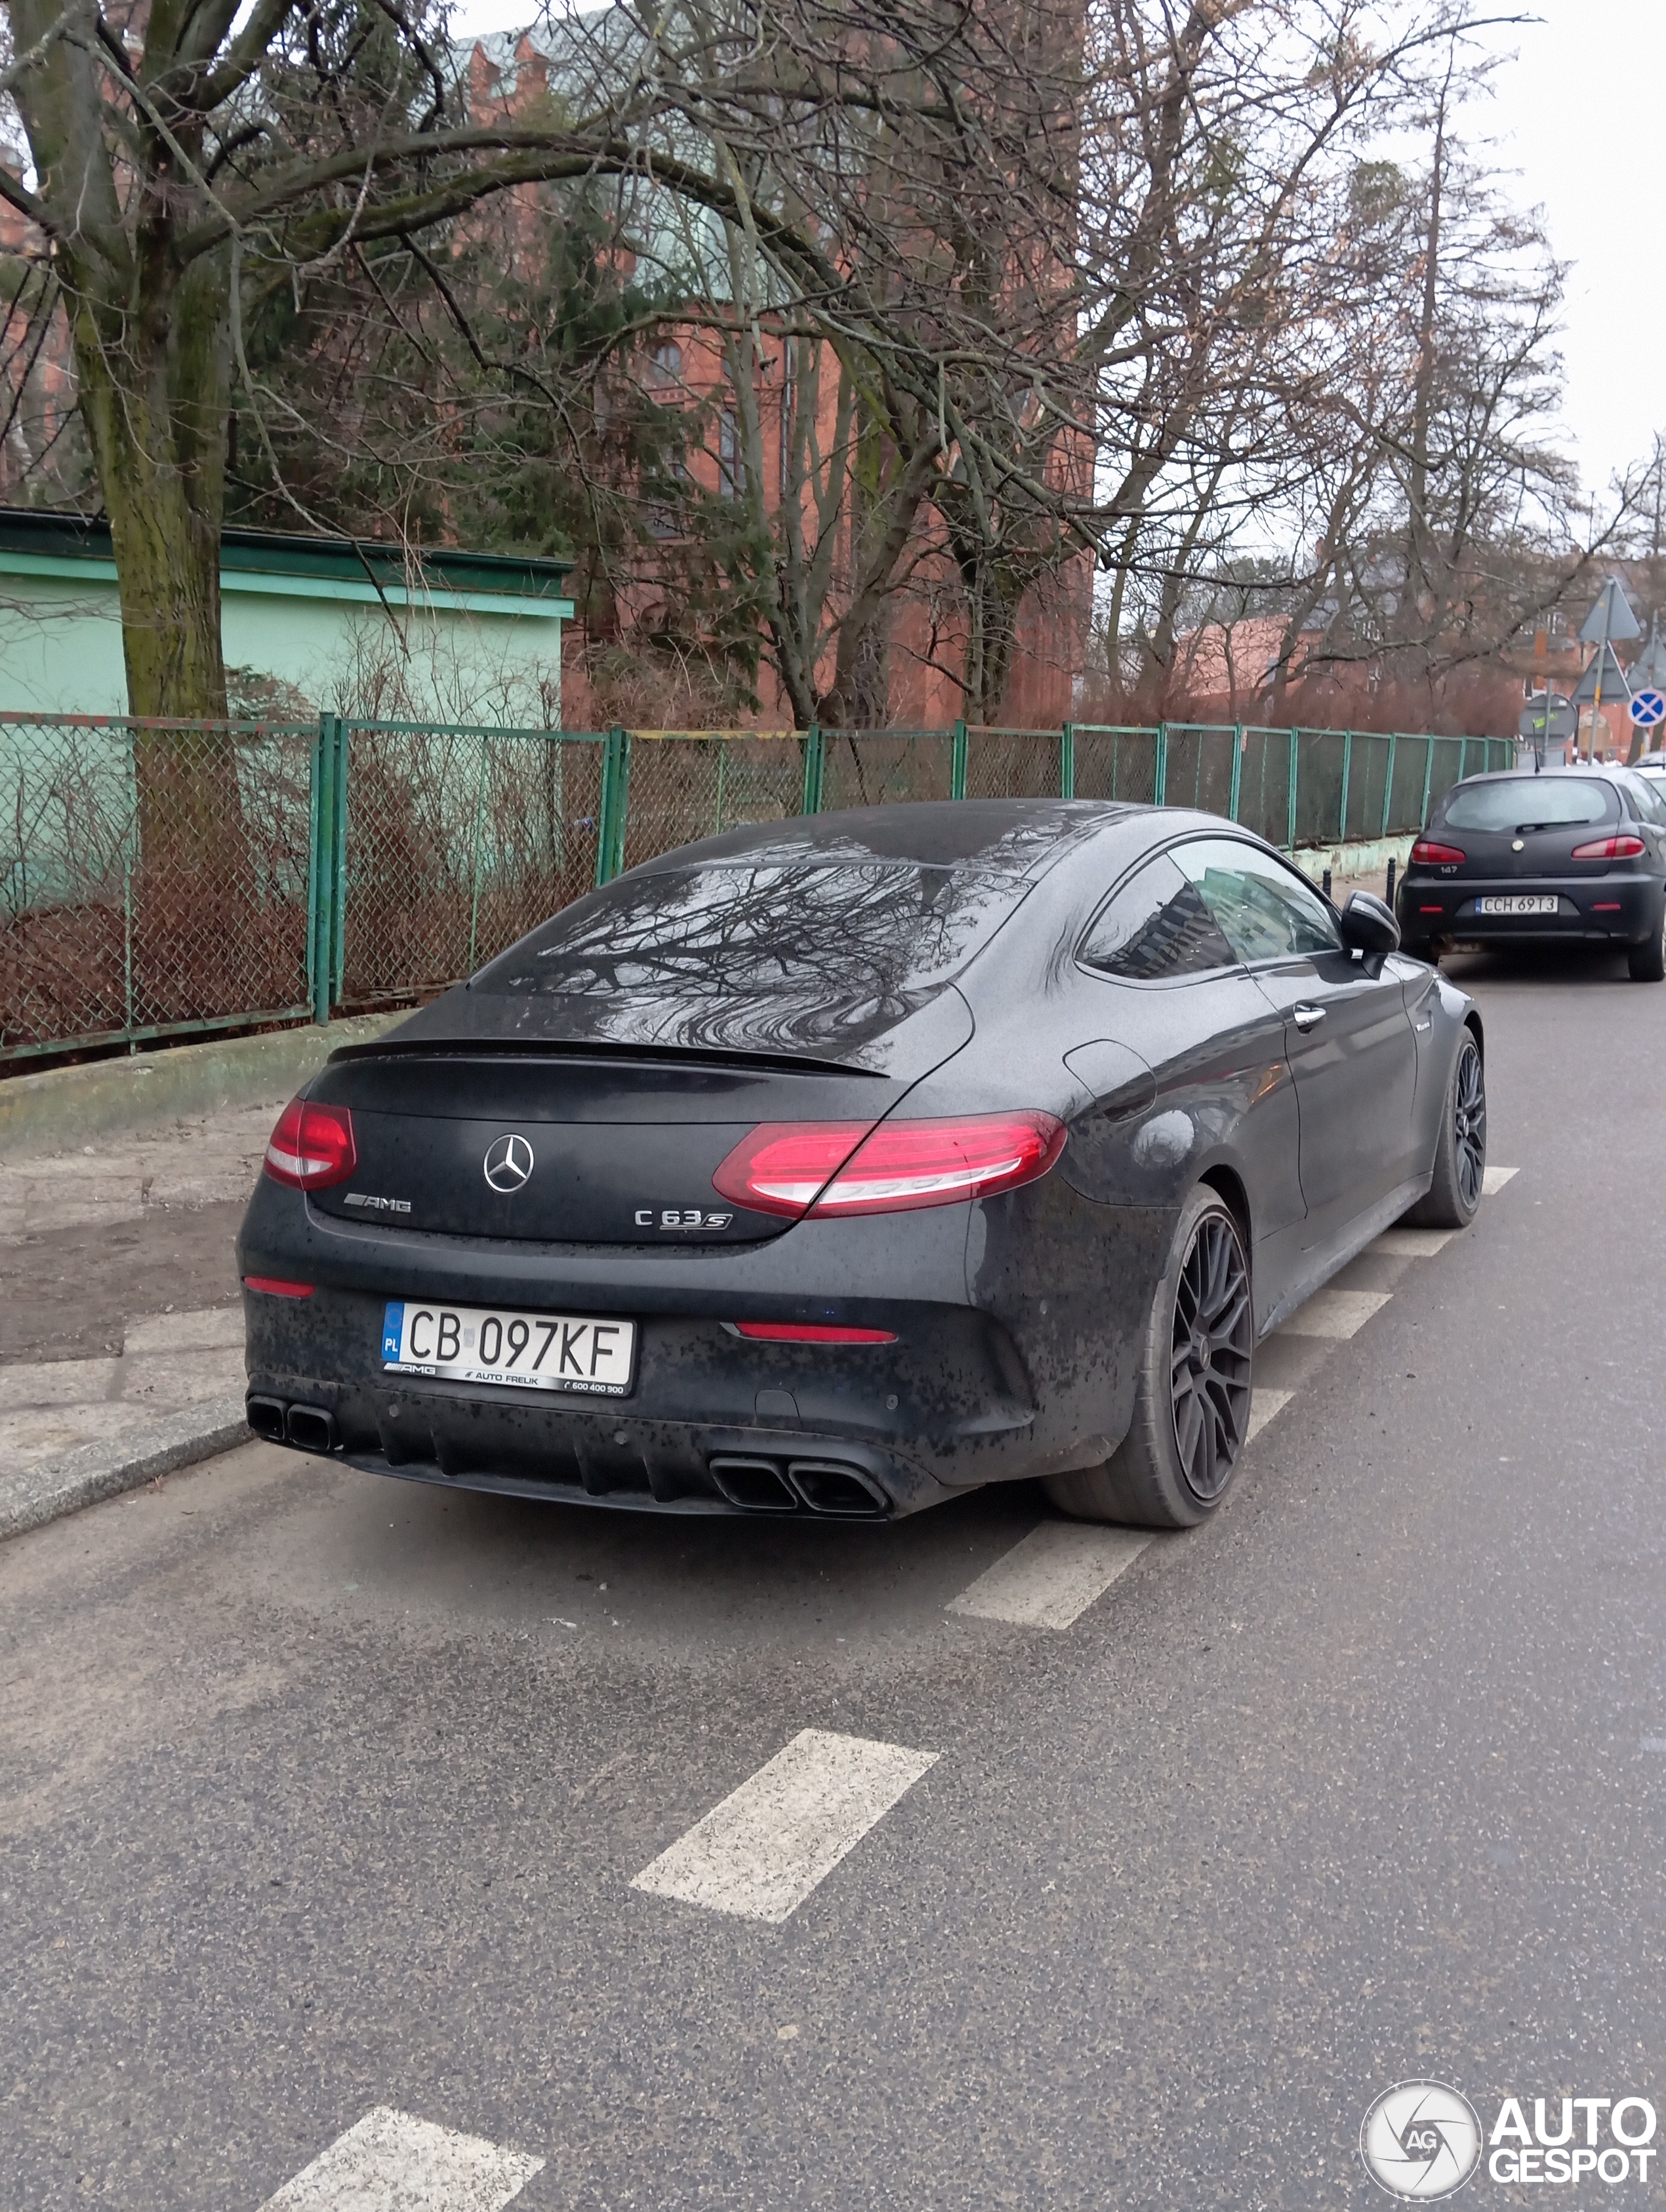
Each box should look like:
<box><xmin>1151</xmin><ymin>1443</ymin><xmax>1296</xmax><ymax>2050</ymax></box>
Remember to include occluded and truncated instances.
<box><xmin>950</xmin><ymin>719</ymin><xmax>968</xmax><ymax>799</ymax></box>
<box><xmin>1339</xmin><ymin>731</ymin><xmax>1352</xmax><ymax>842</ymax></box>
<box><xmin>1421</xmin><ymin>734</ymin><xmax>1435</xmax><ymax>830</ymax></box>
<box><xmin>308</xmin><ymin>714</ymin><xmax>335</xmax><ymax>1024</ymax></box>
<box><xmin>1287</xmin><ymin>729</ymin><xmax>1299</xmax><ymax>851</ymax></box>
<box><xmin>1457</xmin><ymin>736</ymin><xmax>1469</xmax><ymax>782</ymax></box>
<box><xmin>596</xmin><ymin>724</ymin><xmax>632</xmax><ymax>885</ymax></box>
<box><xmin>331</xmin><ymin>715</ymin><xmax>348</xmax><ymax>1011</ymax></box>
<box><xmin>1381</xmin><ymin>733</ymin><xmax>1397</xmax><ymax>837</ymax></box>
<box><xmin>1059</xmin><ymin>722</ymin><xmax>1075</xmax><ymax>801</ymax></box>
<box><xmin>800</xmin><ymin>723</ymin><xmax>824</xmax><ymax>814</ymax></box>
<box><xmin>1154</xmin><ymin>723</ymin><xmax>1169</xmax><ymax>807</ymax></box>
<box><xmin>121</xmin><ymin>721</ymin><xmax>138</xmax><ymax>1049</ymax></box>
<box><xmin>1228</xmin><ymin>723</ymin><xmax>1243</xmax><ymax>822</ymax></box>
<box><xmin>464</xmin><ymin>734</ymin><xmax>490</xmax><ymax>975</ymax></box>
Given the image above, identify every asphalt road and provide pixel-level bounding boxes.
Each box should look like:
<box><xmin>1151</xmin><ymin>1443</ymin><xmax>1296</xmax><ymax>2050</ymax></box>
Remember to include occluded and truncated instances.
<box><xmin>4</xmin><ymin>942</ymin><xmax>1664</xmax><ymax>2210</ymax></box>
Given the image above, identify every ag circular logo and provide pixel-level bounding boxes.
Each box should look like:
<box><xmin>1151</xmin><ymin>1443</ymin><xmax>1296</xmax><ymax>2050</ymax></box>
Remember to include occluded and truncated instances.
<box><xmin>1360</xmin><ymin>2081</ymin><xmax>1482</xmax><ymax>2200</ymax></box>
<box><xmin>483</xmin><ymin>1133</ymin><xmax>535</xmax><ymax>1193</ymax></box>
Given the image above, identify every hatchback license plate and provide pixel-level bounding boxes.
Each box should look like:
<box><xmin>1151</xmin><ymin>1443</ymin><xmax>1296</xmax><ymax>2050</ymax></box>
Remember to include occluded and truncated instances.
<box><xmin>1476</xmin><ymin>895</ymin><xmax>1560</xmax><ymax>915</ymax></box>
<box><xmin>381</xmin><ymin>1300</ymin><xmax>636</xmax><ymax>1396</ymax></box>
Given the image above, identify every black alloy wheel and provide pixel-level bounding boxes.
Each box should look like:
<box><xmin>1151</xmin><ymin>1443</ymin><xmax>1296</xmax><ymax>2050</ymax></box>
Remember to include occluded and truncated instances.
<box><xmin>1169</xmin><ymin>1207</ymin><xmax>1253</xmax><ymax>1503</ymax></box>
<box><xmin>1452</xmin><ymin>1035</ymin><xmax>1486</xmax><ymax>1214</ymax></box>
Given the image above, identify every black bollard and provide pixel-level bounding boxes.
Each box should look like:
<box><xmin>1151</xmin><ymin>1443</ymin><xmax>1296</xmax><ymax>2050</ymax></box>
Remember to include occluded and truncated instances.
<box><xmin>1386</xmin><ymin>856</ymin><xmax>1396</xmax><ymax>906</ymax></box>
<box><xmin>1322</xmin><ymin>867</ymin><xmax>1332</xmax><ymax>901</ymax></box>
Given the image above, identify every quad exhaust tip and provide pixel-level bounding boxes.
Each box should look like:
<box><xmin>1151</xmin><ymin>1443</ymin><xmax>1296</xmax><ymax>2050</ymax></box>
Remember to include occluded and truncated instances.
<box><xmin>707</xmin><ymin>1453</ymin><xmax>887</xmax><ymax>1517</ymax></box>
<box><xmin>246</xmin><ymin>1396</ymin><xmax>337</xmax><ymax>1455</ymax></box>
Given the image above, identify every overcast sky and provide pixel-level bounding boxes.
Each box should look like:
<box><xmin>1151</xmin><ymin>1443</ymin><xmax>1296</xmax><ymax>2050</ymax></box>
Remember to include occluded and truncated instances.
<box><xmin>451</xmin><ymin>0</ymin><xmax>1664</xmax><ymax>506</ymax></box>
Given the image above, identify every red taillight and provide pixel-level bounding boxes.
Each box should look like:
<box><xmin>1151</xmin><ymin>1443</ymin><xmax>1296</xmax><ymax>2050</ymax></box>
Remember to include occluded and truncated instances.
<box><xmin>1410</xmin><ymin>838</ymin><xmax>1466</xmax><ymax>864</ymax></box>
<box><xmin>243</xmin><ymin>1276</ymin><xmax>315</xmax><ymax>1298</ymax></box>
<box><xmin>711</xmin><ymin>1121</ymin><xmax>877</xmax><ymax>1217</ymax></box>
<box><xmin>262</xmin><ymin>1096</ymin><xmax>357</xmax><ymax>1189</ymax></box>
<box><xmin>712</xmin><ymin>1111</ymin><xmax>1067</xmax><ymax>1219</ymax></box>
<box><xmin>1571</xmin><ymin>833</ymin><xmax>1646</xmax><ymax>859</ymax></box>
<box><xmin>733</xmin><ymin>1321</ymin><xmax>897</xmax><ymax>1344</ymax></box>
<box><xmin>811</xmin><ymin>1111</ymin><xmax>1066</xmax><ymax>1216</ymax></box>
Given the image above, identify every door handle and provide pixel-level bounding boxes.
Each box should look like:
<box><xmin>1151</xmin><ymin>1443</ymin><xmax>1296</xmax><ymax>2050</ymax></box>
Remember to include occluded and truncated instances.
<box><xmin>1292</xmin><ymin>1003</ymin><xmax>1326</xmax><ymax>1031</ymax></box>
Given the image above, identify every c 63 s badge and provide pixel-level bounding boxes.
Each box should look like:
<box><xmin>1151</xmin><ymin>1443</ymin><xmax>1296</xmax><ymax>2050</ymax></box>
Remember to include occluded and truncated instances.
<box><xmin>344</xmin><ymin>1192</ymin><xmax>413</xmax><ymax>1214</ymax></box>
<box><xmin>636</xmin><ymin>1207</ymin><xmax>733</xmax><ymax>1231</ymax></box>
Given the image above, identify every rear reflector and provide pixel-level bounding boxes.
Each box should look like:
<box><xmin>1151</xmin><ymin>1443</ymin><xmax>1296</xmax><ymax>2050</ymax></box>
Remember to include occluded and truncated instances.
<box><xmin>243</xmin><ymin>1276</ymin><xmax>315</xmax><ymax>1298</ymax></box>
<box><xmin>733</xmin><ymin>1321</ymin><xmax>897</xmax><ymax>1344</ymax></box>
<box><xmin>1410</xmin><ymin>838</ymin><xmax>1466</xmax><ymax>864</ymax></box>
<box><xmin>712</xmin><ymin>1111</ymin><xmax>1066</xmax><ymax>1218</ymax></box>
<box><xmin>1419</xmin><ymin>904</ymin><xmax>1444</xmax><ymax>914</ymax></box>
<box><xmin>1571</xmin><ymin>833</ymin><xmax>1646</xmax><ymax>859</ymax></box>
<box><xmin>263</xmin><ymin>1097</ymin><xmax>357</xmax><ymax>1189</ymax></box>
<box><xmin>1592</xmin><ymin>901</ymin><xmax>1622</xmax><ymax>912</ymax></box>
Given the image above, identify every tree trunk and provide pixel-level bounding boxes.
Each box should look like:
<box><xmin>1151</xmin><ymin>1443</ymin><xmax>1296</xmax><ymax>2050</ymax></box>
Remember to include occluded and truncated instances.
<box><xmin>65</xmin><ymin>246</ymin><xmax>232</xmax><ymax>723</ymax></box>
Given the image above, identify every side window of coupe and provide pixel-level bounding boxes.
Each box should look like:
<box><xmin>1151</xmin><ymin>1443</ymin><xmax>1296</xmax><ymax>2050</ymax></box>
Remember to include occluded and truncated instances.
<box><xmin>1172</xmin><ymin>838</ymin><xmax>1342</xmax><ymax>964</ymax></box>
<box><xmin>1079</xmin><ymin>854</ymin><xmax>1238</xmax><ymax>980</ymax></box>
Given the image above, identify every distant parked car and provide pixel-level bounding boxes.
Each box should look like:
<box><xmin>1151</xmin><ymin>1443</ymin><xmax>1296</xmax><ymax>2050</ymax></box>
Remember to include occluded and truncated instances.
<box><xmin>1633</xmin><ymin>750</ymin><xmax>1666</xmax><ymax>790</ymax></box>
<box><xmin>1396</xmin><ymin>767</ymin><xmax>1666</xmax><ymax>979</ymax></box>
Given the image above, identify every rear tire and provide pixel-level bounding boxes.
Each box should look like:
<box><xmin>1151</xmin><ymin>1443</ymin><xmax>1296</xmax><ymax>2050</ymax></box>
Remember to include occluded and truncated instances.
<box><xmin>1044</xmin><ymin>1186</ymin><xmax>1253</xmax><ymax>1529</ymax></box>
<box><xmin>1403</xmin><ymin>1028</ymin><xmax>1485</xmax><ymax>1229</ymax></box>
<box><xmin>1628</xmin><ymin>901</ymin><xmax>1666</xmax><ymax>982</ymax></box>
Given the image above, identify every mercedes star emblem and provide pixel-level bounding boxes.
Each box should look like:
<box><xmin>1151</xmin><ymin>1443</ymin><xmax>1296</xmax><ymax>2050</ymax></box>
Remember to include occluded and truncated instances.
<box><xmin>483</xmin><ymin>1133</ymin><xmax>535</xmax><ymax>1192</ymax></box>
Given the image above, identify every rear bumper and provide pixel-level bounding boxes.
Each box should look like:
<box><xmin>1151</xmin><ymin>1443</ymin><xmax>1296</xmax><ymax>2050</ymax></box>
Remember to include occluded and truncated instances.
<box><xmin>233</xmin><ymin>1170</ymin><xmax>1162</xmax><ymax>1520</ymax></box>
<box><xmin>1397</xmin><ymin>872</ymin><xmax>1660</xmax><ymax>944</ymax></box>
<box><xmin>242</xmin><ymin>1283</ymin><xmax>1034</xmax><ymax>1519</ymax></box>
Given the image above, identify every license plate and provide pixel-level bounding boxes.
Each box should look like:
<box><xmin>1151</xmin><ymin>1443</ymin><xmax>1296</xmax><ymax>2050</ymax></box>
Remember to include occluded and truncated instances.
<box><xmin>380</xmin><ymin>1300</ymin><xmax>636</xmax><ymax>1396</ymax></box>
<box><xmin>1476</xmin><ymin>895</ymin><xmax>1560</xmax><ymax>915</ymax></box>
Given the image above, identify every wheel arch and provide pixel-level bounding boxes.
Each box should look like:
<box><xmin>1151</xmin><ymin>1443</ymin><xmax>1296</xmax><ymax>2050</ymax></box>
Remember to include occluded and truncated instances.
<box><xmin>1199</xmin><ymin>1163</ymin><xmax>1252</xmax><ymax>1260</ymax></box>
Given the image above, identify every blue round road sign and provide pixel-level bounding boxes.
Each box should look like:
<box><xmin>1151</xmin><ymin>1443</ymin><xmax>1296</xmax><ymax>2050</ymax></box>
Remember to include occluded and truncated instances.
<box><xmin>1631</xmin><ymin>688</ymin><xmax>1666</xmax><ymax>727</ymax></box>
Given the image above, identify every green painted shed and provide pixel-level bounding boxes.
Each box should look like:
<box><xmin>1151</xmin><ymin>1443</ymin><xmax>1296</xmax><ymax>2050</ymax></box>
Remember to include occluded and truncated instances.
<box><xmin>0</xmin><ymin>510</ymin><xmax>576</xmax><ymax>725</ymax></box>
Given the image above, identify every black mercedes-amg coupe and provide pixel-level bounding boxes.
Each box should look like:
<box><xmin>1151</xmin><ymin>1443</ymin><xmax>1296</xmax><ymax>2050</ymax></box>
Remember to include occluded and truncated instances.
<box><xmin>238</xmin><ymin>801</ymin><xmax>1486</xmax><ymax>1530</ymax></box>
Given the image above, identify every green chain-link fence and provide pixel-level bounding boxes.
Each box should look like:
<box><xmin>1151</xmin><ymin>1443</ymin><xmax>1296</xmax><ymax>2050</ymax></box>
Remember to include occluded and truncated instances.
<box><xmin>2</xmin><ymin>712</ymin><xmax>1513</xmax><ymax>1066</ymax></box>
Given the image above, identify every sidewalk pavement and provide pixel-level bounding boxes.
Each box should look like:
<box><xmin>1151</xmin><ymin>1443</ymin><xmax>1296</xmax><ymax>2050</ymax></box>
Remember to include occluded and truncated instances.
<box><xmin>1</xmin><ymin>1102</ymin><xmax>275</xmax><ymax>1537</ymax></box>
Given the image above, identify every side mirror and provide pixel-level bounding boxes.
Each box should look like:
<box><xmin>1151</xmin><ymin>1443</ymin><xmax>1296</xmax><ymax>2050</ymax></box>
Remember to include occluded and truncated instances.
<box><xmin>1339</xmin><ymin>889</ymin><xmax>1400</xmax><ymax>973</ymax></box>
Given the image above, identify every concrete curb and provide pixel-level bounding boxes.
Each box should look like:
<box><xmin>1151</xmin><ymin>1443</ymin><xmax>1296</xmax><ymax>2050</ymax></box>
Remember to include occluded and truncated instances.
<box><xmin>0</xmin><ymin>1395</ymin><xmax>252</xmax><ymax>1543</ymax></box>
<box><xmin>0</xmin><ymin>1010</ymin><xmax>409</xmax><ymax>1158</ymax></box>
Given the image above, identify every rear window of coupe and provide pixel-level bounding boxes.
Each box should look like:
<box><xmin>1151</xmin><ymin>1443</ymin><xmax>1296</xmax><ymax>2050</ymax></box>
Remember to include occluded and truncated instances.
<box><xmin>1439</xmin><ymin>778</ymin><xmax>1614</xmax><ymax>833</ymax></box>
<box><xmin>473</xmin><ymin>858</ymin><xmax>1030</xmax><ymax>1054</ymax></box>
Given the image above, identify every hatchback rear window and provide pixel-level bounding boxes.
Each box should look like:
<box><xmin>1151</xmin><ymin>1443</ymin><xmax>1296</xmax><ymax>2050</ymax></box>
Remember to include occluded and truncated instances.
<box><xmin>1438</xmin><ymin>779</ymin><xmax>1614</xmax><ymax>833</ymax></box>
<box><xmin>475</xmin><ymin>857</ymin><xmax>1029</xmax><ymax>1054</ymax></box>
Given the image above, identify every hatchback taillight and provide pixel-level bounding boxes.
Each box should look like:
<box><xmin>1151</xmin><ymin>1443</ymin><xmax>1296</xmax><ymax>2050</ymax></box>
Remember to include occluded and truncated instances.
<box><xmin>263</xmin><ymin>1096</ymin><xmax>357</xmax><ymax>1189</ymax></box>
<box><xmin>1410</xmin><ymin>837</ymin><xmax>1466</xmax><ymax>864</ymax></box>
<box><xmin>1570</xmin><ymin>832</ymin><xmax>1646</xmax><ymax>860</ymax></box>
<box><xmin>712</xmin><ymin>1112</ymin><xmax>1066</xmax><ymax>1220</ymax></box>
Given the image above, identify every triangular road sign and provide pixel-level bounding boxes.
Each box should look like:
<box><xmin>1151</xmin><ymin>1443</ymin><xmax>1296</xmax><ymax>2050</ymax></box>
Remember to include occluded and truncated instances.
<box><xmin>1578</xmin><ymin>576</ymin><xmax>1642</xmax><ymax>644</ymax></box>
<box><xmin>1574</xmin><ymin>641</ymin><xmax>1633</xmax><ymax>703</ymax></box>
<box><xmin>1629</xmin><ymin>616</ymin><xmax>1666</xmax><ymax>690</ymax></box>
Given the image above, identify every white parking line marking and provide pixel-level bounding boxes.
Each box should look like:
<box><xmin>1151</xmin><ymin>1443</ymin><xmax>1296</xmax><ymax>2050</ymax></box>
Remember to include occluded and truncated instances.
<box><xmin>947</xmin><ymin>1521</ymin><xmax>1150</xmax><ymax>1630</ymax></box>
<box><xmin>1482</xmin><ymin>1165</ymin><xmax>1518</xmax><ymax>1195</ymax></box>
<box><xmin>259</xmin><ymin>2108</ymin><xmax>542</xmax><ymax>2211</ymax></box>
<box><xmin>1246</xmin><ymin>1388</ymin><xmax>1295</xmax><ymax>1440</ymax></box>
<box><xmin>630</xmin><ymin>1728</ymin><xmax>938</xmax><ymax>1925</ymax></box>
<box><xmin>1371</xmin><ymin>1226</ymin><xmax>1457</xmax><ymax>1257</ymax></box>
<box><xmin>1274</xmin><ymin>1287</ymin><xmax>1392</xmax><ymax>1340</ymax></box>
